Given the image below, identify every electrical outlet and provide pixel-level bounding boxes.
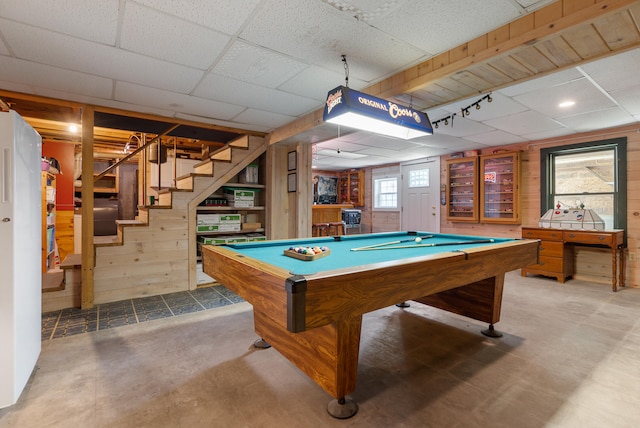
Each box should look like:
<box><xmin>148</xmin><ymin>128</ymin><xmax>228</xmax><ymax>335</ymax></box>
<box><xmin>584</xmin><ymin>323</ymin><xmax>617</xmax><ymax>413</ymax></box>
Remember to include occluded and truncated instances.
<box><xmin>630</xmin><ymin>252</ymin><xmax>637</xmax><ymax>262</ymax></box>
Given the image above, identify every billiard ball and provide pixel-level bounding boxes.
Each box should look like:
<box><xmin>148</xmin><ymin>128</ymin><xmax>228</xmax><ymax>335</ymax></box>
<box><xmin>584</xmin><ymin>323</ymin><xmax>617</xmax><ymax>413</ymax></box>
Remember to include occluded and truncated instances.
<box><xmin>415</xmin><ymin>237</ymin><xmax>422</xmax><ymax>243</ymax></box>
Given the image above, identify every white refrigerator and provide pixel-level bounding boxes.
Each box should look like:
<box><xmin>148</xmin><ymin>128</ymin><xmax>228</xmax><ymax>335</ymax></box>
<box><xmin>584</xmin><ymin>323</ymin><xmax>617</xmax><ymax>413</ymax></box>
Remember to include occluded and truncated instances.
<box><xmin>0</xmin><ymin>109</ymin><xmax>42</xmax><ymax>409</ymax></box>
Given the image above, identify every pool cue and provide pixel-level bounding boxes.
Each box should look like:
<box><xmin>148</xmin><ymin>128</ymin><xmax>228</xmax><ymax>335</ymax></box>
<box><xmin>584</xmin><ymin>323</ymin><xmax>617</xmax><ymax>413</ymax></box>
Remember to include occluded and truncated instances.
<box><xmin>350</xmin><ymin>235</ymin><xmax>434</xmax><ymax>251</ymax></box>
<box><xmin>351</xmin><ymin>239</ymin><xmax>495</xmax><ymax>251</ymax></box>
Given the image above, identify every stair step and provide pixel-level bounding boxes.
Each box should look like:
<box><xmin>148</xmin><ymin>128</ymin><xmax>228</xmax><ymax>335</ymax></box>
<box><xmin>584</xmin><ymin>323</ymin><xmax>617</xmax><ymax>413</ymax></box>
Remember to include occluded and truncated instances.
<box><xmin>116</xmin><ymin>219</ymin><xmax>148</xmax><ymax>226</ymax></box>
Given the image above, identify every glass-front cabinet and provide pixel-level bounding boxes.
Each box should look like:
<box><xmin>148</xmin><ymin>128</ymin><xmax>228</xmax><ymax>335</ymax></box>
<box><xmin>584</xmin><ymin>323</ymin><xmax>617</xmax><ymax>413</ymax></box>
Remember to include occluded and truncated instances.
<box><xmin>446</xmin><ymin>157</ymin><xmax>478</xmax><ymax>222</ymax></box>
<box><xmin>480</xmin><ymin>151</ymin><xmax>520</xmax><ymax>224</ymax></box>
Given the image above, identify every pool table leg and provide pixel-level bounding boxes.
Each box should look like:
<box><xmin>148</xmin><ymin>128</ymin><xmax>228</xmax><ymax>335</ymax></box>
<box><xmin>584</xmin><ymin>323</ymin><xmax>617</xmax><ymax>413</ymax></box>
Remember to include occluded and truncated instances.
<box><xmin>253</xmin><ymin>310</ymin><xmax>363</xmax><ymax>419</ymax></box>
<box><xmin>481</xmin><ymin>324</ymin><xmax>502</xmax><ymax>337</ymax></box>
<box><xmin>253</xmin><ymin>338</ymin><xmax>271</xmax><ymax>348</ymax></box>
<box><xmin>413</xmin><ymin>275</ymin><xmax>506</xmax><ymax>337</ymax></box>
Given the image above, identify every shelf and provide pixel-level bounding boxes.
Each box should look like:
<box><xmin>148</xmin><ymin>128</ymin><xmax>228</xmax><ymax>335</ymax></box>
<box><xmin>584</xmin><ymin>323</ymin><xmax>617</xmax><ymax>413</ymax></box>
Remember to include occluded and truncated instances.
<box><xmin>197</xmin><ymin>206</ymin><xmax>265</xmax><ymax>211</ymax></box>
<box><xmin>446</xmin><ymin>157</ymin><xmax>479</xmax><ymax>223</ymax></box>
<box><xmin>338</xmin><ymin>170</ymin><xmax>364</xmax><ymax>206</ymax></box>
<box><xmin>197</xmin><ymin>228</ymin><xmax>264</xmax><ymax>236</ymax></box>
<box><xmin>480</xmin><ymin>151</ymin><xmax>521</xmax><ymax>224</ymax></box>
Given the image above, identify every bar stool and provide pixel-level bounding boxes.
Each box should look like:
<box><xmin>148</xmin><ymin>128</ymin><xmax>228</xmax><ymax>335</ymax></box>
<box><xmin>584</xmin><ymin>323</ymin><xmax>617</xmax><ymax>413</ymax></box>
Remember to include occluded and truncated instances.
<box><xmin>312</xmin><ymin>223</ymin><xmax>330</xmax><ymax>237</ymax></box>
<box><xmin>328</xmin><ymin>221</ymin><xmax>346</xmax><ymax>236</ymax></box>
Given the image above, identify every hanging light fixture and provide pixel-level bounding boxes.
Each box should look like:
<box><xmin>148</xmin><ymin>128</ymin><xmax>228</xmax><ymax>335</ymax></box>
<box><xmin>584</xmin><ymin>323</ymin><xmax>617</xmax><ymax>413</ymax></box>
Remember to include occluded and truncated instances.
<box><xmin>323</xmin><ymin>56</ymin><xmax>433</xmax><ymax>140</ymax></box>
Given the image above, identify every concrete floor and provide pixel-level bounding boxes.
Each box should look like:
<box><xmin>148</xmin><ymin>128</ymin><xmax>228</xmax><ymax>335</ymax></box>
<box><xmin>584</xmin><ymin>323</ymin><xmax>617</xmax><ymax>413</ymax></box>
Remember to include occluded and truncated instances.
<box><xmin>1</xmin><ymin>271</ymin><xmax>639</xmax><ymax>427</ymax></box>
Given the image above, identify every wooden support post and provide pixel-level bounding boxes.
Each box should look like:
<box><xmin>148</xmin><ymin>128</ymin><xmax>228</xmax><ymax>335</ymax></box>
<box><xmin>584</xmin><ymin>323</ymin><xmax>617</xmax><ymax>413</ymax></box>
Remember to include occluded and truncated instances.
<box><xmin>81</xmin><ymin>105</ymin><xmax>95</xmax><ymax>309</ymax></box>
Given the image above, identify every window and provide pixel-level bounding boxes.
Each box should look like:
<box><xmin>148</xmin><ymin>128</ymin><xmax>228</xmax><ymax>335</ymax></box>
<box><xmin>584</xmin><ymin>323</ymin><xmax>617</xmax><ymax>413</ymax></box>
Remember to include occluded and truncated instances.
<box><xmin>541</xmin><ymin>138</ymin><xmax>626</xmax><ymax>230</ymax></box>
<box><xmin>408</xmin><ymin>168</ymin><xmax>429</xmax><ymax>187</ymax></box>
<box><xmin>373</xmin><ymin>175</ymin><xmax>399</xmax><ymax>209</ymax></box>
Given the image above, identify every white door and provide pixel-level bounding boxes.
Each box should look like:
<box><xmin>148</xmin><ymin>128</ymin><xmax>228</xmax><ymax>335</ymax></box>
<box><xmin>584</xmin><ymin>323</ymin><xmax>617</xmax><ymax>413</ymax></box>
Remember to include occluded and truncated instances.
<box><xmin>401</xmin><ymin>158</ymin><xmax>440</xmax><ymax>232</ymax></box>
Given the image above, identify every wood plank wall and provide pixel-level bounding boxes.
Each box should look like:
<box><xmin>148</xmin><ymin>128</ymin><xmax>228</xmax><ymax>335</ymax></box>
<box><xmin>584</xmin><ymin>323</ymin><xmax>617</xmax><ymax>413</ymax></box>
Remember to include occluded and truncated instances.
<box><xmin>439</xmin><ymin>123</ymin><xmax>640</xmax><ymax>288</ymax></box>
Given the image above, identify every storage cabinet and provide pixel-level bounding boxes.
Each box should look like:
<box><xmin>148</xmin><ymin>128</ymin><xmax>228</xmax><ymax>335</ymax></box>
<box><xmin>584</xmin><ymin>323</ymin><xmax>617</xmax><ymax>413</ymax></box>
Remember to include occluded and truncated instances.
<box><xmin>339</xmin><ymin>170</ymin><xmax>364</xmax><ymax>206</ymax></box>
<box><xmin>42</xmin><ymin>171</ymin><xmax>57</xmax><ymax>272</ymax></box>
<box><xmin>521</xmin><ymin>227</ymin><xmax>574</xmax><ymax>283</ymax></box>
<box><xmin>446</xmin><ymin>157</ymin><xmax>478</xmax><ymax>222</ymax></box>
<box><xmin>480</xmin><ymin>151</ymin><xmax>520</xmax><ymax>224</ymax></box>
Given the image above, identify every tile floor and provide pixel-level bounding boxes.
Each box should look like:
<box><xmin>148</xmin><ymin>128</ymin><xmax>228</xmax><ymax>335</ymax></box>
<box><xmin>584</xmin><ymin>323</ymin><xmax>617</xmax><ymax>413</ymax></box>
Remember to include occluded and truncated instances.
<box><xmin>41</xmin><ymin>285</ymin><xmax>243</xmax><ymax>341</ymax></box>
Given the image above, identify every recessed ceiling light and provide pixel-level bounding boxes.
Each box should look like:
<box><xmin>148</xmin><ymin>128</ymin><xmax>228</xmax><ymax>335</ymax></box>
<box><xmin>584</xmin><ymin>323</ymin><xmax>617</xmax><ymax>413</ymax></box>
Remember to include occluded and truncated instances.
<box><xmin>68</xmin><ymin>124</ymin><xmax>78</xmax><ymax>133</ymax></box>
<box><xmin>559</xmin><ymin>100</ymin><xmax>575</xmax><ymax>108</ymax></box>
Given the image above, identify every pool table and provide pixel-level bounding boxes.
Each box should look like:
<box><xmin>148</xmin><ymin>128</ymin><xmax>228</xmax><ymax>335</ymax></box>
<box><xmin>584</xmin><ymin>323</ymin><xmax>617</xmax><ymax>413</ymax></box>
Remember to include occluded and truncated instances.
<box><xmin>201</xmin><ymin>231</ymin><xmax>539</xmax><ymax>418</ymax></box>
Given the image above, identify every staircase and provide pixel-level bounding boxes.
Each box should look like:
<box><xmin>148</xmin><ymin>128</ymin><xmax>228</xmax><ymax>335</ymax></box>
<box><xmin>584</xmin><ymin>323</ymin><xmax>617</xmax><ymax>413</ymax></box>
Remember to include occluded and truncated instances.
<box><xmin>92</xmin><ymin>135</ymin><xmax>266</xmax><ymax>304</ymax></box>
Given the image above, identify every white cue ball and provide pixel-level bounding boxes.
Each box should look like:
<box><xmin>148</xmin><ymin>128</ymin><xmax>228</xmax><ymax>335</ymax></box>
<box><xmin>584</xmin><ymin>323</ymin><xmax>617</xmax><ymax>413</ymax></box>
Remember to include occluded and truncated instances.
<box><xmin>415</xmin><ymin>237</ymin><xmax>422</xmax><ymax>243</ymax></box>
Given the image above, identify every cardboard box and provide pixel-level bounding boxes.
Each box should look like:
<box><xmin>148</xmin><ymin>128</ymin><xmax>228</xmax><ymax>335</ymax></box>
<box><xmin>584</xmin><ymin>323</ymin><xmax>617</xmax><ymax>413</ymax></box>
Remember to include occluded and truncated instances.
<box><xmin>197</xmin><ymin>214</ymin><xmax>220</xmax><ymax>225</ymax></box>
<box><xmin>223</xmin><ymin>188</ymin><xmax>256</xmax><ymax>200</ymax></box>
<box><xmin>196</xmin><ymin>224</ymin><xmax>241</xmax><ymax>233</ymax></box>
<box><xmin>197</xmin><ymin>214</ymin><xmax>241</xmax><ymax>225</ymax></box>
<box><xmin>226</xmin><ymin>199</ymin><xmax>254</xmax><ymax>208</ymax></box>
<box><xmin>219</xmin><ymin>236</ymin><xmax>247</xmax><ymax>244</ymax></box>
<box><xmin>242</xmin><ymin>222</ymin><xmax>262</xmax><ymax>230</ymax></box>
<box><xmin>246</xmin><ymin>233</ymin><xmax>266</xmax><ymax>242</ymax></box>
<box><xmin>198</xmin><ymin>236</ymin><xmax>228</xmax><ymax>245</ymax></box>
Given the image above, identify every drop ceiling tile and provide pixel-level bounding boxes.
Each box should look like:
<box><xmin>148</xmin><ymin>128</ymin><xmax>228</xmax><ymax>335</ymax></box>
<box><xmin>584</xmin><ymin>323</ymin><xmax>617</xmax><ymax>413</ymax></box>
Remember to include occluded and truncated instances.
<box><xmin>483</xmin><ymin>110</ymin><xmax>565</xmax><ymax>135</ymax></box>
<box><xmin>521</xmin><ymin>127</ymin><xmax>576</xmax><ymax>141</ymax></box>
<box><xmin>514</xmin><ymin>77</ymin><xmax>617</xmax><ymax>118</ymax></box>
<box><xmin>0</xmin><ymin>19</ymin><xmax>204</xmax><ymax>94</ymax></box>
<box><xmin>232</xmin><ymin>108</ymin><xmax>295</xmax><ymax>129</ymax></box>
<box><xmin>315</xmin><ymin>141</ymin><xmax>370</xmax><ymax>153</ymax></box>
<box><xmin>421</xmin><ymin>134</ymin><xmax>479</xmax><ymax>150</ymax></box>
<box><xmin>278</xmin><ymin>66</ymin><xmax>367</xmax><ymax>101</ymax></box>
<box><xmin>0</xmin><ymin>0</ymin><xmax>118</xmax><ymax>44</ymax></box>
<box><xmin>213</xmin><ymin>41</ymin><xmax>309</xmax><ymax>88</ymax></box>
<box><xmin>0</xmin><ymin>57</ymin><xmax>113</xmax><ymax>98</ymax></box>
<box><xmin>114</xmin><ymin>82</ymin><xmax>245</xmax><ymax>120</ymax></box>
<box><xmin>134</xmin><ymin>0</ymin><xmax>262</xmax><ymax>35</ymax></box>
<box><xmin>580</xmin><ymin>48</ymin><xmax>640</xmax><ymax>92</ymax></box>
<box><xmin>610</xmin><ymin>85</ymin><xmax>640</xmax><ymax>115</ymax></box>
<box><xmin>440</xmin><ymin>92</ymin><xmax>529</xmax><ymax>121</ymax></box>
<box><xmin>0</xmin><ymin>41</ymin><xmax>9</xmax><ymax>55</ymax></box>
<box><xmin>432</xmin><ymin>116</ymin><xmax>494</xmax><ymax>137</ymax></box>
<box><xmin>120</xmin><ymin>2</ymin><xmax>231</xmax><ymax>70</ymax></box>
<box><xmin>353</xmin><ymin>0</ymin><xmax>522</xmax><ymax>55</ymax></box>
<box><xmin>498</xmin><ymin>68</ymin><xmax>583</xmax><ymax>97</ymax></box>
<box><xmin>194</xmin><ymin>74</ymin><xmax>320</xmax><ymax>116</ymax></box>
<box><xmin>239</xmin><ymin>0</ymin><xmax>424</xmax><ymax>82</ymax></box>
<box><xmin>356</xmin><ymin>147</ymin><xmax>405</xmax><ymax>158</ymax></box>
<box><xmin>400</xmin><ymin>146</ymin><xmax>451</xmax><ymax>158</ymax></box>
<box><xmin>463</xmin><ymin>130</ymin><xmax>527</xmax><ymax>145</ymax></box>
<box><xmin>555</xmin><ymin>106</ymin><xmax>636</xmax><ymax>132</ymax></box>
<box><xmin>348</xmin><ymin>134</ymin><xmax>418</xmax><ymax>150</ymax></box>
<box><xmin>174</xmin><ymin>113</ymin><xmax>271</xmax><ymax>133</ymax></box>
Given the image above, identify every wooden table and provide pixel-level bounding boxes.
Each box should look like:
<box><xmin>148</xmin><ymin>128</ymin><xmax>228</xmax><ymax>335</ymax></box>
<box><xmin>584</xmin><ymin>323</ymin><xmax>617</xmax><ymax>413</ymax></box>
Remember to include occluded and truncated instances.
<box><xmin>521</xmin><ymin>227</ymin><xmax>625</xmax><ymax>291</ymax></box>
<box><xmin>202</xmin><ymin>232</ymin><xmax>539</xmax><ymax>418</ymax></box>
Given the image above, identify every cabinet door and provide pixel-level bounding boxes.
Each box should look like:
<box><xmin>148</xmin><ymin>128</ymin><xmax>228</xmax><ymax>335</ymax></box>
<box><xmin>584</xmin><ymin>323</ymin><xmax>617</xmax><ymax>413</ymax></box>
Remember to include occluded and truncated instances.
<box><xmin>349</xmin><ymin>170</ymin><xmax>364</xmax><ymax>206</ymax></box>
<box><xmin>480</xmin><ymin>152</ymin><xmax>520</xmax><ymax>224</ymax></box>
<box><xmin>446</xmin><ymin>157</ymin><xmax>478</xmax><ymax>222</ymax></box>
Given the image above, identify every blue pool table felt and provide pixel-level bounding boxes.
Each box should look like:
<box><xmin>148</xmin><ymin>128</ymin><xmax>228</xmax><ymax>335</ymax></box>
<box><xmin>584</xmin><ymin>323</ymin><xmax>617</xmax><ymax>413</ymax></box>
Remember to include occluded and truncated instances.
<box><xmin>223</xmin><ymin>232</ymin><xmax>516</xmax><ymax>275</ymax></box>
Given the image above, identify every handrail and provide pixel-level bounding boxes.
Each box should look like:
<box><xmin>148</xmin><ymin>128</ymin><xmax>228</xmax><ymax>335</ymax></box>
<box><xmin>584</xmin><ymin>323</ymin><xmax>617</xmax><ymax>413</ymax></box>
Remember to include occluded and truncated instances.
<box><xmin>94</xmin><ymin>123</ymin><xmax>180</xmax><ymax>181</ymax></box>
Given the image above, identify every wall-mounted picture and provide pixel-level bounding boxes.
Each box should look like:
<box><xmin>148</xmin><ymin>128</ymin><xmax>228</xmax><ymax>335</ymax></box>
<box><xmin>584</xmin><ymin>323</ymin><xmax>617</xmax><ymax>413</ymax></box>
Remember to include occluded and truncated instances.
<box><xmin>288</xmin><ymin>151</ymin><xmax>297</xmax><ymax>171</ymax></box>
<box><xmin>288</xmin><ymin>173</ymin><xmax>297</xmax><ymax>192</ymax></box>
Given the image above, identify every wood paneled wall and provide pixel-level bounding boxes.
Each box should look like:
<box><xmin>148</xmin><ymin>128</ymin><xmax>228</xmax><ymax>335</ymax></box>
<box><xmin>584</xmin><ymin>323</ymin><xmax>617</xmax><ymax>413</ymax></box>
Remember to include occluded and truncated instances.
<box><xmin>440</xmin><ymin>123</ymin><xmax>640</xmax><ymax>288</ymax></box>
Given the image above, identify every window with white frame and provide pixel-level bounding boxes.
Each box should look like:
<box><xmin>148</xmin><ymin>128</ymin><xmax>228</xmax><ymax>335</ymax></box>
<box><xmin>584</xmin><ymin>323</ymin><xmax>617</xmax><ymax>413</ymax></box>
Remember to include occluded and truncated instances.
<box><xmin>373</xmin><ymin>175</ymin><xmax>399</xmax><ymax>209</ymax></box>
